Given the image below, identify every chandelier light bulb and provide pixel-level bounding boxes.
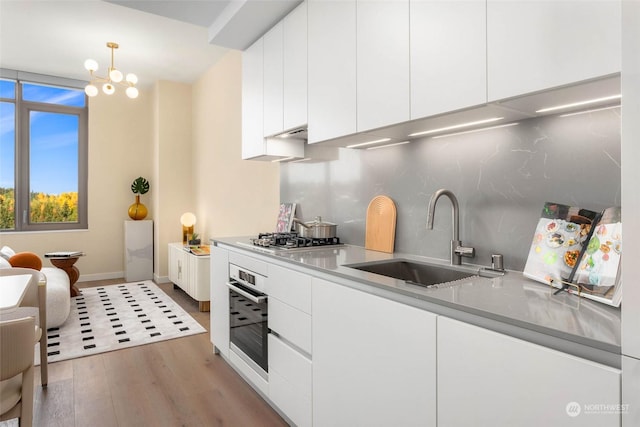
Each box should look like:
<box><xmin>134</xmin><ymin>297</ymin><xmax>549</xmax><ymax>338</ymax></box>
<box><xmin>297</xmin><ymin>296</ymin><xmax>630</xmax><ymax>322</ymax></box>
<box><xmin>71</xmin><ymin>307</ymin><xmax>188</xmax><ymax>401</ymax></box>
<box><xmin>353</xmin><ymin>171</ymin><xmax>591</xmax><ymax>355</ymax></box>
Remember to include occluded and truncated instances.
<box><xmin>109</xmin><ymin>68</ymin><xmax>123</xmax><ymax>83</ymax></box>
<box><xmin>125</xmin><ymin>73</ymin><xmax>138</xmax><ymax>85</ymax></box>
<box><xmin>126</xmin><ymin>86</ymin><xmax>139</xmax><ymax>99</ymax></box>
<box><xmin>84</xmin><ymin>84</ymin><xmax>98</xmax><ymax>97</ymax></box>
<box><xmin>84</xmin><ymin>59</ymin><xmax>98</xmax><ymax>72</ymax></box>
<box><xmin>102</xmin><ymin>83</ymin><xmax>115</xmax><ymax>95</ymax></box>
<box><xmin>84</xmin><ymin>42</ymin><xmax>137</xmax><ymax>99</ymax></box>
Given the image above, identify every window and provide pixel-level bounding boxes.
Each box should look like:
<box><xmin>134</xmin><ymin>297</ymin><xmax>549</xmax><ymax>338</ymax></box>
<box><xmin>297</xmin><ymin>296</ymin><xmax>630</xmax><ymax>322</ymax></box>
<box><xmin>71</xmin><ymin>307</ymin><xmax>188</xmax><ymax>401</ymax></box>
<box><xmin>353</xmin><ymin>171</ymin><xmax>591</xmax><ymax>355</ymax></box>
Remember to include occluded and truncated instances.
<box><xmin>0</xmin><ymin>71</ymin><xmax>88</xmax><ymax>232</ymax></box>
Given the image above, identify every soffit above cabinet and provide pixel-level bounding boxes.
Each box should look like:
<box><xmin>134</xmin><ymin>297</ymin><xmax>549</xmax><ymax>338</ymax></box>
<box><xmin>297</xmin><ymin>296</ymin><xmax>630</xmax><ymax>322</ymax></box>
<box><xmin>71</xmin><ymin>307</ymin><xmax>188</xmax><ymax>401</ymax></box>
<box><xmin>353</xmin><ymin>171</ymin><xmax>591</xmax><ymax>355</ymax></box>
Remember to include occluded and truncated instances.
<box><xmin>106</xmin><ymin>0</ymin><xmax>303</xmax><ymax>50</ymax></box>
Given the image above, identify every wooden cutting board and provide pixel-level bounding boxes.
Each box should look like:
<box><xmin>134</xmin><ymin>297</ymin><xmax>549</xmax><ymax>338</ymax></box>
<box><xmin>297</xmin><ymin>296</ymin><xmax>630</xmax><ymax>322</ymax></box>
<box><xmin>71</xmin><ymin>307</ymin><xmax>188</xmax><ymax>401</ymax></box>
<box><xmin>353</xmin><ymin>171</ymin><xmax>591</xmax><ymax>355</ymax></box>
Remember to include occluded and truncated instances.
<box><xmin>365</xmin><ymin>195</ymin><xmax>397</xmax><ymax>253</ymax></box>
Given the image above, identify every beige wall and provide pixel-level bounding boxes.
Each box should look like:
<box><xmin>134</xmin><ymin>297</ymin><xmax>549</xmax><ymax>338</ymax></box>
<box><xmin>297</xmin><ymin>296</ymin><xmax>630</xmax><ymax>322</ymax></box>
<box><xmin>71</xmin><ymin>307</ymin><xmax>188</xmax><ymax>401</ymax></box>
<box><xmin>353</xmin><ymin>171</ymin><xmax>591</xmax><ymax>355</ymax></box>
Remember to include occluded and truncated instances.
<box><xmin>192</xmin><ymin>50</ymin><xmax>280</xmax><ymax>245</ymax></box>
<box><xmin>0</xmin><ymin>88</ymin><xmax>154</xmax><ymax>281</ymax></box>
<box><xmin>1</xmin><ymin>50</ymin><xmax>280</xmax><ymax>282</ymax></box>
<box><xmin>153</xmin><ymin>80</ymin><xmax>193</xmax><ymax>281</ymax></box>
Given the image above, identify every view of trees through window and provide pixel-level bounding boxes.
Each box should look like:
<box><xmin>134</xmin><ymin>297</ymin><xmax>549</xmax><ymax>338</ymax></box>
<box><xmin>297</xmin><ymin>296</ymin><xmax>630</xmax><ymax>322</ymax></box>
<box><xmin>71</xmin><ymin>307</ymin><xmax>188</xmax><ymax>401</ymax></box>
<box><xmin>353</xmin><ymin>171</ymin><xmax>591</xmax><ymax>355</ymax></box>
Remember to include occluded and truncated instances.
<box><xmin>0</xmin><ymin>76</ymin><xmax>87</xmax><ymax>231</ymax></box>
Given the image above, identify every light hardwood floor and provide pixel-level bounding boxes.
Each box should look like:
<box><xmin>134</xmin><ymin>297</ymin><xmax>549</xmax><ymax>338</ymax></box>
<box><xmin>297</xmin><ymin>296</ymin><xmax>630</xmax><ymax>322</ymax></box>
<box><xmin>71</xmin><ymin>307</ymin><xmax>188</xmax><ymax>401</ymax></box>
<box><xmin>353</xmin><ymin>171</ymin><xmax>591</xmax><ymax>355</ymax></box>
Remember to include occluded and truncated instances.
<box><xmin>28</xmin><ymin>279</ymin><xmax>288</xmax><ymax>427</ymax></box>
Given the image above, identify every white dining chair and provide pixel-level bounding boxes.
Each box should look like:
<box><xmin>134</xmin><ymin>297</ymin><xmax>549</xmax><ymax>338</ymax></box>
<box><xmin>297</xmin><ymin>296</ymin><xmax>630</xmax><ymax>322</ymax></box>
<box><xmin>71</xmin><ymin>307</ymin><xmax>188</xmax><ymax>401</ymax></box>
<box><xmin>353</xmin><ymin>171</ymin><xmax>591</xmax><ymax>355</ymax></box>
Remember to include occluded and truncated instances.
<box><xmin>0</xmin><ymin>268</ymin><xmax>48</xmax><ymax>386</ymax></box>
<box><xmin>0</xmin><ymin>316</ymin><xmax>36</xmax><ymax>427</ymax></box>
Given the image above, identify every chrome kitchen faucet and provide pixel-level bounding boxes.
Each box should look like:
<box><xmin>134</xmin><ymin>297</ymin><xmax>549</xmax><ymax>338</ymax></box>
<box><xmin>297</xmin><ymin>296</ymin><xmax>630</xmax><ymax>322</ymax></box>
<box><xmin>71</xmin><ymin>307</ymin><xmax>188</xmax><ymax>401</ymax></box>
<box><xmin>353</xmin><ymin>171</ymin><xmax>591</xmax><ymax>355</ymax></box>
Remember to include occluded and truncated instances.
<box><xmin>426</xmin><ymin>189</ymin><xmax>475</xmax><ymax>265</ymax></box>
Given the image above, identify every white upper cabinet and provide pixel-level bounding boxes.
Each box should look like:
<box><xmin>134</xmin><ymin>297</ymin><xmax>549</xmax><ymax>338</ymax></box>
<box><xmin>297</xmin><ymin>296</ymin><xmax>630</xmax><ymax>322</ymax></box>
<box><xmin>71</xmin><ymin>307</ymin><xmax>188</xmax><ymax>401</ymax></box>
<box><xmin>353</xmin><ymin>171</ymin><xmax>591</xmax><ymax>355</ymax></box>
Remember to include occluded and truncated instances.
<box><xmin>487</xmin><ymin>0</ymin><xmax>621</xmax><ymax>102</ymax></box>
<box><xmin>308</xmin><ymin>0</ymin><xmax>357</xmax><ymax>144</ymax></box>
<box><xmin>241</xmin><ymin>38</ymin><xmax>265</xmax><ymax>159</ymax></box>
<box><xmin>283</xmin><ymin>1</ymin><xmax>308</xmax><ymax>131</ymax></box>
<box><xmin>263</xmin><ymin>23</ymin><xmax>284</xmax><ymax>138</ymax></box>
<box><xmin>357</xmin><ymin>0</ymin><xmax>410</xmax><ymax>132</ymax></box>
<box><xmin>241</xmin><ymin>24</ymin><xmax>305</xmax><ymax>160</ymax></box>
<box><xmin>410</xmin><ymin>0</ymin><xmax>487</xmax><ymax>119</ymax></box>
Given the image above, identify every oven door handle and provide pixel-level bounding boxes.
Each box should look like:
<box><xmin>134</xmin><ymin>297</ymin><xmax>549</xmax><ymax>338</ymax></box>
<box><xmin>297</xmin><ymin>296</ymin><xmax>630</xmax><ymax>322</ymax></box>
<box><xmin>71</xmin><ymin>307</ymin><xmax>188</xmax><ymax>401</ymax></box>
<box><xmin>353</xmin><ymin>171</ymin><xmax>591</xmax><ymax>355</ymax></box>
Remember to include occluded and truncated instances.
<box><xmin>226</xmin><ymin>282</ymin><xmax>267</xmax><ymax>304</ymax></box>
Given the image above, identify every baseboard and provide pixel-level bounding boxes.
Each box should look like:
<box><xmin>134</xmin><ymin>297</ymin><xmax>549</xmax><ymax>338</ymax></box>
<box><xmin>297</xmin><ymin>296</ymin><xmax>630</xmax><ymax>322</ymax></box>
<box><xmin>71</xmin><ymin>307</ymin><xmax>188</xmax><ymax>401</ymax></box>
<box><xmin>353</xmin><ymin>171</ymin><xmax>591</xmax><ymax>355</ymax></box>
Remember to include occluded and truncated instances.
<box><xmin>155</xmin><ymin>274</ymin><xmax>171</xmax><ymax>284</ymax></box>
<box><xmin>78</xmin><ymin>271</ymin><xmax>124</xmax><ymax>282</ymax></box>
<box><xmin>78</xmin><ymin>272</ymin><xmax>171</xmax><ymax>284</ymax></box>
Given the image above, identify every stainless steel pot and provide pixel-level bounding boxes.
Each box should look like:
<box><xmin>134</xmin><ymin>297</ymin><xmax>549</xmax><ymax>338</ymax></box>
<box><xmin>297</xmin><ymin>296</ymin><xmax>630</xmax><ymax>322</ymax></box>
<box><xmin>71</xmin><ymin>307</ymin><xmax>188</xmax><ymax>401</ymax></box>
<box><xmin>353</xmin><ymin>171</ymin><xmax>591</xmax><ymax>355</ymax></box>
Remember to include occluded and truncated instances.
<box><xmin>294</xmin><ymin>216</ymin><xmax>337</xmax><ymax>239</ymax></box>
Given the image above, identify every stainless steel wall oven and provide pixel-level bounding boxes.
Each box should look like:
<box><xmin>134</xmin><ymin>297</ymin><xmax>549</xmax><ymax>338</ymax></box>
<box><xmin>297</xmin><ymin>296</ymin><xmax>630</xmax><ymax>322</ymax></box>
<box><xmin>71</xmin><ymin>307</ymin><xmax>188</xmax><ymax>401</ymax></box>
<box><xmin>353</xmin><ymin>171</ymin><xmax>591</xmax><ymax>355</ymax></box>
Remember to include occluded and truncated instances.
<box><xmin>227</xmin><ymin>263</ymin><xmax>268</xmax><ymax>380</ymax></box>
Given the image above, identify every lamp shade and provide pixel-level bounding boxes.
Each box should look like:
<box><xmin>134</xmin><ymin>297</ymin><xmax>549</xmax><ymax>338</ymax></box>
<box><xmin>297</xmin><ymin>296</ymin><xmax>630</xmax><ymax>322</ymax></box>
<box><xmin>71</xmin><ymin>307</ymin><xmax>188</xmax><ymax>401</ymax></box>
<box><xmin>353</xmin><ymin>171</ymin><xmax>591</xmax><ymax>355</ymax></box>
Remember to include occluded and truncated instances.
<box><xmin>126</xmin><ymin>86</ymin><xmax>139</xmax><ymax>99</ymax></box>
<box><xmin>84</xmin><ymin>84</ymin><xmax>98</xmax><ymax>97</ymax></box>
<box><xmin>102</xmin><ymin>83</ymin><xmax>115</xmax><ymax>95</ymax></box>
<box><xmin>109</xmin><ymin>68</ymin><xmax>123</xmax><ymax>83</ymax></box>
<box><xmin>180</xmin><ymin>212</ymin><xmax>196</xmax><ymax>227</ymax></box>
<box><xmin>84</xmin><ymin>59</ymin><xmax>98</xmax><ymax>72</ymax></box>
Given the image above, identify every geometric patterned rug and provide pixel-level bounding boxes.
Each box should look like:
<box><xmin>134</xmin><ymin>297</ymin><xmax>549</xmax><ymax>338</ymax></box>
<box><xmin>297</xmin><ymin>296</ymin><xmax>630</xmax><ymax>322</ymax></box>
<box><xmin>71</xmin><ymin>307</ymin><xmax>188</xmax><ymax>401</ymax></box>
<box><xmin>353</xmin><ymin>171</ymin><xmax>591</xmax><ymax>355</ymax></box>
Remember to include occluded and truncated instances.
<box><xmin>35</xmin><ymin>281</ymin><xmax>206</xmax><ymax>365</ymax></box>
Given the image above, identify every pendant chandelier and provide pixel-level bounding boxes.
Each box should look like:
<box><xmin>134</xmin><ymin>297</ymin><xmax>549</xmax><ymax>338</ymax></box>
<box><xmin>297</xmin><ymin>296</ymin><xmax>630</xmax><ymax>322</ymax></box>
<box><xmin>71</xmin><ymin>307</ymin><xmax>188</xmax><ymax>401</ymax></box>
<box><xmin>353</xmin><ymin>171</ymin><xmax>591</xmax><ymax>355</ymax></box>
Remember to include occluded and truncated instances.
<box><xmin>84</xmin><ymin>42</ymin><xmax>139</xmax><ymax>99</ymax></box>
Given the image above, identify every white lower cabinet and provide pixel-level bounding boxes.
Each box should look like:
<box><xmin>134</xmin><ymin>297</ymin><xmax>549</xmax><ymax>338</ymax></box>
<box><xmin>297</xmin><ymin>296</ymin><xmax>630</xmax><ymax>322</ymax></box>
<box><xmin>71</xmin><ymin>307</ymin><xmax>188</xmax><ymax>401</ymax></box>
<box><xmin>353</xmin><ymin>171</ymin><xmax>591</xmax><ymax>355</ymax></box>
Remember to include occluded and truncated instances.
<box><xmin>267</xmin><ymin>264</ymin><xmax>313</xmax><ymax>426</ymax></box>
<box><xmin>312</xmin><ymin>277</ymin><xmax>437</xmax><ymax>427</ymax></box>
<box><xmin>209</xmin><ymin>245</ymin><xmax>229</xmax><ymax>357</ymax></box>
<box><xmin>269</xmin><ymin>334</ymin><xmax>312</xmax><ymax>427</ymax></box>
<box><xmin>437</xmin><ymin>316</ymin><xmax>621</xmax><ymax>427</ymax></box>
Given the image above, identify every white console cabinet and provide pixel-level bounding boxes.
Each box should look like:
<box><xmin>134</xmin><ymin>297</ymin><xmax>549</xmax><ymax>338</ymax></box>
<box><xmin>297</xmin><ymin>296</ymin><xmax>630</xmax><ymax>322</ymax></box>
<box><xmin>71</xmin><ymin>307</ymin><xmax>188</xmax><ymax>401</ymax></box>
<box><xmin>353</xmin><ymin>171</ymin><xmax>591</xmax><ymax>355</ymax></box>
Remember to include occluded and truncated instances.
<box><xmin>168</xmin><ymin>243</ymin><xmax>210</xmax><ymax>311</ymax></box>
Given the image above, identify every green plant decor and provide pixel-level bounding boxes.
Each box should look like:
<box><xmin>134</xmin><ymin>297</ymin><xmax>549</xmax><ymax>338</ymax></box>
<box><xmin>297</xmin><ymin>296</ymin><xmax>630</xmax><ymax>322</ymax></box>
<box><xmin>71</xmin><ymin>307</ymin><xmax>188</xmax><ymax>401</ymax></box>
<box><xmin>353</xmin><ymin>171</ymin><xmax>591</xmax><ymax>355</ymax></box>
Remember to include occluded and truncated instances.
<box><xmin>131</xmin><ymin>177</ymin><xmax>150</xmax><ymax>195</ymax></box>
<box><xmin>128</xmin><ymin>177</ymin><xmax>149</xmax><ymax>220</ymax></box>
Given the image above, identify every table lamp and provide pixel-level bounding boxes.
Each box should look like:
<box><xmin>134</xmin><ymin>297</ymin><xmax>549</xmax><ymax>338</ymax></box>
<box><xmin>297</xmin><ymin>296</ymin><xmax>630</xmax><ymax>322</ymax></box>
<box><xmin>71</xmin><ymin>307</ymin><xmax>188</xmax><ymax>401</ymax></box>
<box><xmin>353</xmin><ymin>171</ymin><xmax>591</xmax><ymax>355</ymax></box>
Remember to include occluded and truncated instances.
<box><xmin>180</xmin><ymin>212</ymin><xmax>196</xmax><ymax>244</ymax></box>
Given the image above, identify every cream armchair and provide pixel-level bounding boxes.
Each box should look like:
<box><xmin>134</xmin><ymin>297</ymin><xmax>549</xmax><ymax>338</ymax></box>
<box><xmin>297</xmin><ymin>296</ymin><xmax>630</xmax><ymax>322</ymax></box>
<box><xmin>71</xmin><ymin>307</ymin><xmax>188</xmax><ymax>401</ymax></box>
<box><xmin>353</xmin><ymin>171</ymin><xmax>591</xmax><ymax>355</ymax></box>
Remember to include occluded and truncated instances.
<box><xmin>0</xmin><ymin>268</ymin><xmax>48</xmax><ymax>386</ymax></box>
<box><xmin>0</xmin><ymin>316</ymin><xmax>36</xmax><ymax>427</ymax></box>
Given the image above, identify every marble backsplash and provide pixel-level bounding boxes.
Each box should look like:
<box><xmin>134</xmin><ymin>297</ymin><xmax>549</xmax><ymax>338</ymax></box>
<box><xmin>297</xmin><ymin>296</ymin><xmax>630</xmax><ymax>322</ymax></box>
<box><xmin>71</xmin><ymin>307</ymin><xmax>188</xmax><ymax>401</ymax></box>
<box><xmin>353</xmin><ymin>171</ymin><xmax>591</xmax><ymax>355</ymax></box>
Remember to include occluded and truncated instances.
<box><xmin>280</xmin><ymin>108</ymin><xmax>621</xmax><ymax>271</ymax></box>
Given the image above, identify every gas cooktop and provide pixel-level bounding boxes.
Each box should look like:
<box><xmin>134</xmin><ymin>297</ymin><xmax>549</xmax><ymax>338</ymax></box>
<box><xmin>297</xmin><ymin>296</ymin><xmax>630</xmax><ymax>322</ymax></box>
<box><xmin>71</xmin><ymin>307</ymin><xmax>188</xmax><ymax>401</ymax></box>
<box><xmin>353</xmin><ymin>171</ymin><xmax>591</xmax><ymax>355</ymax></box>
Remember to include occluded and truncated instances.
<box><xmin>236</xmin><ymin>232</ymin><xmax>344</xmax><ymax>253</ymax></box>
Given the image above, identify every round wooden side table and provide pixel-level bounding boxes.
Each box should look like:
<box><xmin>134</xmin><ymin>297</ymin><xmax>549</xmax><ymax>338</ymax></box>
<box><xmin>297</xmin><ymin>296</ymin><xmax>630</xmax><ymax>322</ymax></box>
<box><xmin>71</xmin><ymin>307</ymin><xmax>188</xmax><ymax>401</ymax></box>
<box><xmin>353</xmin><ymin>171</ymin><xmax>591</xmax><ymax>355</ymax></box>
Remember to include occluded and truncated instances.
<box><xmin>45</xmin><ymin>253</ymin><xmax>85</xmax><ymax>297</ymax></box>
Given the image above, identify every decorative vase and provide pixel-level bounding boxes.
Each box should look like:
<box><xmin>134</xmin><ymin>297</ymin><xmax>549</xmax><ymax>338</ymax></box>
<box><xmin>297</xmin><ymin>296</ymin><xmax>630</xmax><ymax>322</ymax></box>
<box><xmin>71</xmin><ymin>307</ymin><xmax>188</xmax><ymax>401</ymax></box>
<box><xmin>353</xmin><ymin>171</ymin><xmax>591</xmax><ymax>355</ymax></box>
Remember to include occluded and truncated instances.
<box><xmin>128</xmin><ymin>195</ymin><xmax>148</xmax><ymax>220</ymax></box>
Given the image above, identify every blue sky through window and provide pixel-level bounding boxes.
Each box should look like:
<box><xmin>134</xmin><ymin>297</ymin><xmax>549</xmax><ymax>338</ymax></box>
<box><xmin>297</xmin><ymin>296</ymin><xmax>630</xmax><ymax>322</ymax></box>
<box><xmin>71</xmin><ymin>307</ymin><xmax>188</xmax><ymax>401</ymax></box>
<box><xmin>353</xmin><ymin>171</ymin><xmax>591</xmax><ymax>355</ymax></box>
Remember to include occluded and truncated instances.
<box><xmin>0</xmin><ymin>82</ymin><xmax>82</xmax><ymax>194</ymax></box>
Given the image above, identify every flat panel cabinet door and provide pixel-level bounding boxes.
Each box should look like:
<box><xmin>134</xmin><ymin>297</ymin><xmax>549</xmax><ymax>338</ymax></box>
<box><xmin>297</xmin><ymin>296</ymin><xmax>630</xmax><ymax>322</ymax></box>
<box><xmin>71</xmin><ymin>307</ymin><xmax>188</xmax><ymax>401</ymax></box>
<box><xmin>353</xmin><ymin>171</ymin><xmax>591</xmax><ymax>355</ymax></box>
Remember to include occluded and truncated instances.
<box><xmin>308</xmin><ymin>0</ymin><xmax>357</xmax><ymax>143</ymax></box>
<box><xmin>312</xmin><ymin>278</ymin><xmax>437</xmax><ymax>426</ymax></box>
<box><xmin>357</xmin><ymin>0</ymin><xmax>409</xmax><ymax>132</ymax></box>
<box><xmin>210</xmin><ymin>245</ymin><xmax>229</xmax><ymax>357</ymax></box>
<box><xmin>263</xmin><ymin>22</ymin><xmax>284</xmax><ymax>137</ymax></box>
<box><xmin>241</xmin><ymin>38</ymin><xmax>265</xmax><ymax>159</ymax></box>
<box><xmin>437</xmin><ymin>317</ymin><xmax>621</xmax><ymax>427</ymax></box>
<box><xmin>487</xmin><ymin>0</ymin><xmax>621</xmax><ymax>101</ymax></box>
<box><xmin>283</xmin><ymin>1</ymin><xmax>307</xmax><ymax>131</ymax></box>
<box><xmin>410</xmin><ymin>0</ymin><xmax>487</xmax><ymax>119</ymax></box>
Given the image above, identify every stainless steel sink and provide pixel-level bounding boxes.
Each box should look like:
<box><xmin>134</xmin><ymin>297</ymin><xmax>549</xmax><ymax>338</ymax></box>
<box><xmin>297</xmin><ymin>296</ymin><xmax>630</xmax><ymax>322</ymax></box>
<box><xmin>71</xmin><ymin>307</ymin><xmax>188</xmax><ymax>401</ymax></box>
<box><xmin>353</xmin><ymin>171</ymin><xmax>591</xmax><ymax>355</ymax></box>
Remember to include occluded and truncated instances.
<box><xmin>344</xmin><ymin>259</ymin><xmax>478</xmax><ymax>288</ymax></box>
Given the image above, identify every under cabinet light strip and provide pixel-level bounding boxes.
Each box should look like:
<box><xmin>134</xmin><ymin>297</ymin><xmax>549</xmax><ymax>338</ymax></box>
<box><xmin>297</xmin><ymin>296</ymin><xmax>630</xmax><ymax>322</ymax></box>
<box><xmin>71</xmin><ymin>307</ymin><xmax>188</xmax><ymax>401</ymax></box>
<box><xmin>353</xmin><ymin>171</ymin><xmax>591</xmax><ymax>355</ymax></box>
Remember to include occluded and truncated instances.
<box><xmin>366</xmin><ymin>141</ymin><xmax>411</xmax><ymax>150</ymax></box>
<box><xmin>346</xmin><ymin>138</ymin><xmax>391</xmax><ymax>149</ymax></box>
<box><xmin>559</xmin><ymin>104</ymin><xmax>621</xmax><ymax>118</ymax></box>
<box><xmin>408</xmin><ymin>117</ymin><xmax>504</xmax><ymax>137</ymax></box>
<box><xmin>289</xmin><ymin>157</ymin><xmax>312</xmax><ymax>163</ymax></box>
<box><xmin>431</xmin><ymin>122</ymin><xmax>519</xmax><ymax>139</ymax></box>
<box><xmin>271</xmin><ymin>157</ymin><xmax>295</xmax><ymax>163</ymax></box>
<box><xmin>535</xmin><ymin>94</ymin><xmax>621</xmax><ymax>113</ymax></box>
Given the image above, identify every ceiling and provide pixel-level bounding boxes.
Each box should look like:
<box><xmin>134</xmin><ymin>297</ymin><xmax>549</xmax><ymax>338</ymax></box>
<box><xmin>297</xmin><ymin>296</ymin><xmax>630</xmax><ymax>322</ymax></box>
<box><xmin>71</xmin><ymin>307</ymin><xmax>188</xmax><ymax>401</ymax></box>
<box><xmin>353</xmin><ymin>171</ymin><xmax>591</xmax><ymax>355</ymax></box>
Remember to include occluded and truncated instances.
<box><xmin>0</xmin><ymin>0</ymin><xmax>301</xmax><ymax>89</ymax></box>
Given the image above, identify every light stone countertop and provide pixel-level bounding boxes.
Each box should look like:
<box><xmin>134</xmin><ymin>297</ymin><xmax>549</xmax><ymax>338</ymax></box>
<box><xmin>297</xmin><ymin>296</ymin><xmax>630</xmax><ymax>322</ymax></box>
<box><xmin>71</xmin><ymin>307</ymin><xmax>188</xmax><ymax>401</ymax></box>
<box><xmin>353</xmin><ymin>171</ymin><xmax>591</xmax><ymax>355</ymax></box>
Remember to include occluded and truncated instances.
<box><xmin>212</xmin><ymin>237</ymin><xmax>622</xmax><ymax>367</ymax></box>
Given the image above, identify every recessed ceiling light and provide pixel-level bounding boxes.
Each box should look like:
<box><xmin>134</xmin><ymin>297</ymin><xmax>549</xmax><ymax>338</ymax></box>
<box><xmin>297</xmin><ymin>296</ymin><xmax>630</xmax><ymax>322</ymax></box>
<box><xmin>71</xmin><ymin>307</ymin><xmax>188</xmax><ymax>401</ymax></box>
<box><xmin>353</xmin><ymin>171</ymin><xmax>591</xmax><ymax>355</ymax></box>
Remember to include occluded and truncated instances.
<box><xmin>366</xmin><ymin>141</ymin><xmax>411</xmax><ymax>150</ymax></box>
<box><xmin>346</xmin><ymin>138</ymin><xmax>391</xmax><ymax>149</ymax></box>
<box><xmin>409</xmin><ymin>117</ymin><xmax>504</xmax><ymax>137</ymax></box>
<box><xmin>432</xmin><ymin>122</ymin><xmax>519</xmax><ymax>139</ymax></box>
<box><xmin>535</xmin><ymin>94</ymin><xmax>621</xmax><ymax>113</ymax></box>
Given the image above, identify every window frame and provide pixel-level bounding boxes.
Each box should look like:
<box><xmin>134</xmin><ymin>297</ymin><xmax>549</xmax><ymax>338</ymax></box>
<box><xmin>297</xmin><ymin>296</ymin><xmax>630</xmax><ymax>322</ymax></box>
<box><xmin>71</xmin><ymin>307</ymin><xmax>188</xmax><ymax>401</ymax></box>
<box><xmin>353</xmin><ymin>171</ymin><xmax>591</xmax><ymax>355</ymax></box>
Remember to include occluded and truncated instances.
<box><xmin>1</xmin><ymin>69</ymin><xmax>88</xmax><ymax>232</ymax></box>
